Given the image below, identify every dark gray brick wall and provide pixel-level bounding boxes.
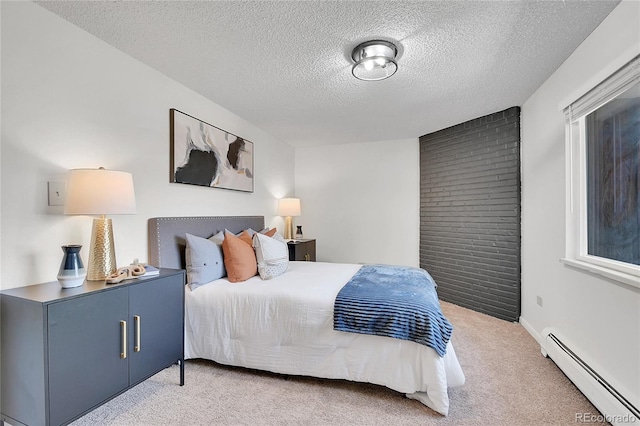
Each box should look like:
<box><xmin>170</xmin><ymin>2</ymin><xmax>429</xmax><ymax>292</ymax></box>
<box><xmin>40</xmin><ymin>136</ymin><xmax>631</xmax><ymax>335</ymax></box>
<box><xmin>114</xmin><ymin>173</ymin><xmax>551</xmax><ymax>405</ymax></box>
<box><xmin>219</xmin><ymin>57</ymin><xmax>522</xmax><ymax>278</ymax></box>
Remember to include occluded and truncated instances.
<box><xmin>419</xmin><ymin>107</ymin><xmax>521</xmax><ymax>321</ymax></box>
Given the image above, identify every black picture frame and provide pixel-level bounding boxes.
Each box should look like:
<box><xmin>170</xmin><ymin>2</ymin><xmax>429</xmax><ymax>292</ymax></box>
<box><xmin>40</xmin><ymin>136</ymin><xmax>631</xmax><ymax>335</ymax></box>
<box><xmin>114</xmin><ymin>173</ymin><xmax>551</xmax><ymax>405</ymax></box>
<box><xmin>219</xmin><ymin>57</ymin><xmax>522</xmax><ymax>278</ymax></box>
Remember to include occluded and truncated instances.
<box><xmin>170</xmin><ymin>109</ymin><xmax>254</xmax><ymax>193</ymax></box>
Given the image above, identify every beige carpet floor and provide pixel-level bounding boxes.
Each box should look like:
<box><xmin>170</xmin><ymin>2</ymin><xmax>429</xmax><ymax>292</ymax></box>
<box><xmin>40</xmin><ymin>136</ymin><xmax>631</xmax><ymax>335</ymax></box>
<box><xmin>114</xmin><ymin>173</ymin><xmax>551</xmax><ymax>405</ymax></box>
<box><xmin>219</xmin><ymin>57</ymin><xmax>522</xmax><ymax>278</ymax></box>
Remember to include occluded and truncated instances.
<box><xmin>70</xmin><ymin>302</ymin><xmax>607</xmax><ymax>426</ymax></box>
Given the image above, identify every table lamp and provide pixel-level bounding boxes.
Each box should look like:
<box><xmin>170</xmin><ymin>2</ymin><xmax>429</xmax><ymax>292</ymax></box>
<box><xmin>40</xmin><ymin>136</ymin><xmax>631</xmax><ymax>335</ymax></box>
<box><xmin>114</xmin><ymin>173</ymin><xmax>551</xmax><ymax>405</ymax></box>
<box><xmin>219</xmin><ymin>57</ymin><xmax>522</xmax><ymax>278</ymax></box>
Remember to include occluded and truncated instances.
<box><xmin>64</xmin><ymin>168</ymin><xmax>137</xmax><ymax>280</ymax></box>
<box><xmin>278</xmin><ymin>198</ymin><xmax>301</xmax><ymax>240</ymax></box>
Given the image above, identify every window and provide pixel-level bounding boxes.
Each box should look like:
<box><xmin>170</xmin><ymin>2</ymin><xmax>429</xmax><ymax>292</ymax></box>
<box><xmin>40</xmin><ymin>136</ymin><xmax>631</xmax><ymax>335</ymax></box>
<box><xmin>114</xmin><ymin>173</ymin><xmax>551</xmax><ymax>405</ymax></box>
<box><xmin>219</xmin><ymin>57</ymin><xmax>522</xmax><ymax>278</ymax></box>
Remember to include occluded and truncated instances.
<box><xmin>586</xmin><ymin>85</ymin><xmax>639</xmax><ymax>265</ymax></box>
<box><xmin>564</xmin><ymin>55</ymin><xmax>640</xmax><ymax>288</ymax></box>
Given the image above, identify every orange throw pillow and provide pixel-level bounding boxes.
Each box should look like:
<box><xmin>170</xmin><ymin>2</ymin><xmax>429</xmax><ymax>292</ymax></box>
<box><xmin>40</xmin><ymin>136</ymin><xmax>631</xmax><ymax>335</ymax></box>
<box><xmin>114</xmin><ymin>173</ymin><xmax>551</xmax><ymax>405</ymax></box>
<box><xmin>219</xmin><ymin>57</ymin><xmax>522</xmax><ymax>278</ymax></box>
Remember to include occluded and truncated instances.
<box><xmin>237</xmin><ymin>230</ymin><xmax>253</xmax><ymax>246</ymax></box>
<box><xmin>264</xmin><ymin>228</ymin><xmax>277</xmax><ymax>237</ymax></box>
<box><xmin>222</xmin><ymin>231</ymin><xmax>257</xmax><ymax>283</ymax></box>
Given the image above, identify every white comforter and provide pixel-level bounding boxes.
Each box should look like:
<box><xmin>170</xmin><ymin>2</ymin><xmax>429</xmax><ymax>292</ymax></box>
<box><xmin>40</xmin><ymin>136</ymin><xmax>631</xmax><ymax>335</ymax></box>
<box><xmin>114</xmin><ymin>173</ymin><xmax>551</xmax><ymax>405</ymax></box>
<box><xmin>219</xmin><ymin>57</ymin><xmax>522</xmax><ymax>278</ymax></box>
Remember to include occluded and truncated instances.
<box><xmin>184</xmin><ymin>261</ymin><xmax>465</xmax><ymax>415</ymax></box>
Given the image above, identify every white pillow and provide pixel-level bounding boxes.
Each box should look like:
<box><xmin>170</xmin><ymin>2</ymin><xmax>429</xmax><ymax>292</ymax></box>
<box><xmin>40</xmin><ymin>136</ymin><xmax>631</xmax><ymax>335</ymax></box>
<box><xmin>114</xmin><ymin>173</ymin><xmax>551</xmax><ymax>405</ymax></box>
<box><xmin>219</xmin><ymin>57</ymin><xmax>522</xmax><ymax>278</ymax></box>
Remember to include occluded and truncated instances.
<box><xmin>209</xmin><ymin>230</ymin><xmax>225</xmax><ymax>245</ymax></box>
<box><xmin>252</xmin><ymin>232</ymin><xmax>289</xmax><ymax>280</ymax></box>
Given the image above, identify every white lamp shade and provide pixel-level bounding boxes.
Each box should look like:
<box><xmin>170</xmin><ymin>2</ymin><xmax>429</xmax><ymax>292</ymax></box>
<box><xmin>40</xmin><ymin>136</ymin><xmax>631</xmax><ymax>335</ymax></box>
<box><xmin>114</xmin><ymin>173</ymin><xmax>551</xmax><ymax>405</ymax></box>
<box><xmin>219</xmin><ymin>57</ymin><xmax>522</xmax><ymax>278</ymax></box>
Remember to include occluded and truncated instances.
<box><xmin>64</xmin><ymin>168</ymin><xmax>137</xmax><ymax>215</ymax></box>
<box><xmin>278</xmin><ymin>198</ymin><xmax>301</xmax><ymax>217</ymax></box>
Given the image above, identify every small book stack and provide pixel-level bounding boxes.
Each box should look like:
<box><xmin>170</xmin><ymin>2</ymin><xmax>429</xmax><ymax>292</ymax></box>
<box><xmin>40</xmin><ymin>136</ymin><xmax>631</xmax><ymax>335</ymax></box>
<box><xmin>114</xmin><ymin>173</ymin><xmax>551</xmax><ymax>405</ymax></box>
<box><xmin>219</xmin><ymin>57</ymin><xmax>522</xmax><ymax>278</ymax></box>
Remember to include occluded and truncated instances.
<box><xmin>139</xmin><ymin>265</ymin><xmax>160</xmax><ymax>277</ymax></box>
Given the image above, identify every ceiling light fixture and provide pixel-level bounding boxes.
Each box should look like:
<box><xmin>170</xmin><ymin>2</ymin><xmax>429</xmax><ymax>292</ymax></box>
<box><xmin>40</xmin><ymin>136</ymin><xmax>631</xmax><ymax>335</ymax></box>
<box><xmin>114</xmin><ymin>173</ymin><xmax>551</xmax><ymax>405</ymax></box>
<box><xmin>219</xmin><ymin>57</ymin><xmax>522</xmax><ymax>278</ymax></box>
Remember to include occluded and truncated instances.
<box><xmin>351</xmin><ymin>40</ymin><xmax>398</xmax><ymax>81</ymax></box>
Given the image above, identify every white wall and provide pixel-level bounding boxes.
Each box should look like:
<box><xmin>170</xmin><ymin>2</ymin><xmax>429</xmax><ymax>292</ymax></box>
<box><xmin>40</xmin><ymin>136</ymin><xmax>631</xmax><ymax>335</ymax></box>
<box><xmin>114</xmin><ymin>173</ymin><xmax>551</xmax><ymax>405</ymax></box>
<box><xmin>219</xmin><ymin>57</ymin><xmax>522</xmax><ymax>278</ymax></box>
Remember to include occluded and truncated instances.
<box><xmin>0</xmin><ymin>2</ymin><xmax>294</xmax><ymax>290</ymax></box>
<box><xmin>295</xmin><ymin>138</ymin><xmax>419</xmax><ymax>267</ymax></box>
<box><xmin>521</xmin><ymin>0</ymin><xmax>639</xmax><ymax>409</ymax></box>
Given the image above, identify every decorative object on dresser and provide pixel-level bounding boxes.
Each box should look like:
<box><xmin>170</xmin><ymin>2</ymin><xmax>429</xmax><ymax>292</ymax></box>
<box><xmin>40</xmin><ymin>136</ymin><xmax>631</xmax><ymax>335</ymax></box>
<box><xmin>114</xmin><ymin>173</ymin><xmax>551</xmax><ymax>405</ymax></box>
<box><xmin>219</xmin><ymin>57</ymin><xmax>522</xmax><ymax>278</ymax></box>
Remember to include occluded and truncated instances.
<box><xmin>138</xmin><ymin>264</ymin><xmax>160</xmax><ymax>276</ymax></box>
<box><xmin>0</xmin><ymin>269</ymin><xmax>185</xmax><ymax>426</ymax></box>
<box><xmin>64</xmin><ymin>168</ymin><xmax>137</xmax><ymax>280</ymax></box>
<box><xmin>287</xmin><ymin>238</ymin><xmax>316</xmax><ymax>262</ymax></box>
<box><xmin>295</xmin><ymin>225</ymin><xmax>303</xmax><ymax>239</ymax></box>
<box><xmin>278</xmin><ymin>197</ymin><xmax>301</xmax><ymax>240</ymax></box>
<box><xmin>57</xmin><ymin>244</ymin><xmax>86</xmax><ymax>288</ymax></box>
<box><xmin>170</xmin><ymin>109</ymin><xmax>254</xmax><ymax>192</ymax></box>
<box><xmin>105</xmin><ymin>263</ymin><xmax>146</xmax><ymax>284</ymax></box>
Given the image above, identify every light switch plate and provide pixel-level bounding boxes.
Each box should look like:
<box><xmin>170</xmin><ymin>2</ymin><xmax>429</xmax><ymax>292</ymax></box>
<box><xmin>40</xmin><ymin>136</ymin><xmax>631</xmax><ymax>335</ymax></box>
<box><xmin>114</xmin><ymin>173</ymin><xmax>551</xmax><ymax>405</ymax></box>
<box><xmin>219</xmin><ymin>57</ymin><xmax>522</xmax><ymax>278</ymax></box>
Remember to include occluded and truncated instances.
<box><xmin>48</xmin><ymin>181</ymin><xmax>66</xmax><ymax>206</ymax></box>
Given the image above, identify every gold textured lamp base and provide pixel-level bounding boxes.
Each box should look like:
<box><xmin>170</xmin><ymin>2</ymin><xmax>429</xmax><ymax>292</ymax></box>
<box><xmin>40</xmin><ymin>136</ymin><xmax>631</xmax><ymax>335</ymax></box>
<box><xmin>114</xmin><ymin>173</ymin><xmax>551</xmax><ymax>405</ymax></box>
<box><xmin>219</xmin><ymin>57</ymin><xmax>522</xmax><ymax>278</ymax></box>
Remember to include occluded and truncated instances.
<box><xmin>87</xmin><ymin>216</ymin><xmax>117</xmax><ymax>281</ymax></box>
<box><xmin>284</xmin><ymin>216</ymin><xmax>294</xmax><ymax>240</ymax></box>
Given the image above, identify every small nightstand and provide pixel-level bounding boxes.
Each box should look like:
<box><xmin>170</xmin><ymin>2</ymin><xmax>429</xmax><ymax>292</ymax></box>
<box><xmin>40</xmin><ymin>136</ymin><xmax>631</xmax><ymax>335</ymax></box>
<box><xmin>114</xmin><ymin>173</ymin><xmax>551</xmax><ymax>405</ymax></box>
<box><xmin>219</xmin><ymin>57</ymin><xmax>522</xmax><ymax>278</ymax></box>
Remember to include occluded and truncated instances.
<box><xmin>287</xmin><ymin>239</ymin><xmax>316</xmax><ymax>261</ymax></box>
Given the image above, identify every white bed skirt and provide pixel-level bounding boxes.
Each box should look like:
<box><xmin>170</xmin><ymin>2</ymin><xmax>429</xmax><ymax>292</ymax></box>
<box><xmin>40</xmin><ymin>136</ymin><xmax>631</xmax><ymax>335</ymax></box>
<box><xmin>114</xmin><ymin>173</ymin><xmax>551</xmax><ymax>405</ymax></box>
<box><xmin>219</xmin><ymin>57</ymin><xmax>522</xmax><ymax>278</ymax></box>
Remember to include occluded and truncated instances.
<box><xmin>184</xmin><ymin>262</ymin><xmax>465</xmax><ymax>415</ymax></box>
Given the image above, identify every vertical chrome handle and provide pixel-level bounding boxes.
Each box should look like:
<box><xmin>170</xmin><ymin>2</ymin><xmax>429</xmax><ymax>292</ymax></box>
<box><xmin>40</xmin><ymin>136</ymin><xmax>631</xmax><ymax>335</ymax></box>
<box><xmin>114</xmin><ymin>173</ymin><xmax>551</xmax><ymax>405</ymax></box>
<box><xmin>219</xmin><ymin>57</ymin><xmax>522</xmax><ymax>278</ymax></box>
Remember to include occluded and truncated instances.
<box><xmin>304</xmin><ymin>253</ymin><xmax>310</xmax><ymax>261</ymax></box>
<box><xmin>134</xmin><ymin>315</ymin><xmax>141</xmax><ymax>352</ymax></box>
<box><xmin>120</xmin><ymin>320</ymin><xmax>127</xmax><ymax>359</ymax></box>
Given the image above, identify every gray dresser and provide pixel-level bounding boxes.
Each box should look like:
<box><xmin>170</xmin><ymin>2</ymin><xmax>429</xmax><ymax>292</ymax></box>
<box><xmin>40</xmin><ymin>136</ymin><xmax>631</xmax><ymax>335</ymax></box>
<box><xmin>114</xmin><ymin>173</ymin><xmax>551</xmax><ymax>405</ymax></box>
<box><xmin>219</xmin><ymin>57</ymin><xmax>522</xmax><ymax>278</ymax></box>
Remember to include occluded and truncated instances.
<box><xmin>0</xmin><ymin>269</ymin><xmax>185</xmax><ymax>426</ymax></box>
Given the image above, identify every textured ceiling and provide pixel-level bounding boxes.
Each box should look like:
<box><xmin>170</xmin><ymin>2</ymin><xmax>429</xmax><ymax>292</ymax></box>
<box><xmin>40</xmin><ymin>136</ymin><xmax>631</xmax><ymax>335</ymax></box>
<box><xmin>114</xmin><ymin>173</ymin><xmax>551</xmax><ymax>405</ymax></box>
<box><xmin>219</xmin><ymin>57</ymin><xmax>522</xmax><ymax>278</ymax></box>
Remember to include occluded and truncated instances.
<box><xmin>36</xmin><ymin>1</ymin><xmax>619</xmax><ymax>147</ymax></box>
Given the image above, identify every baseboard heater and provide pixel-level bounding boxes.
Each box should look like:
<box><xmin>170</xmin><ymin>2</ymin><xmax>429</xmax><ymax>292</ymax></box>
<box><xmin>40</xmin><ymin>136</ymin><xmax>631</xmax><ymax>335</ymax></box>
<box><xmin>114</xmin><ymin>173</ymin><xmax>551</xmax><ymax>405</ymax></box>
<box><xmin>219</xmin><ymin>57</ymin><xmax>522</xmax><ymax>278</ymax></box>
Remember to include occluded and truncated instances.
<box><xmin>542</xmin><ymin>329</ymin><xmax>639</xmax><ymax>424</ymax></box>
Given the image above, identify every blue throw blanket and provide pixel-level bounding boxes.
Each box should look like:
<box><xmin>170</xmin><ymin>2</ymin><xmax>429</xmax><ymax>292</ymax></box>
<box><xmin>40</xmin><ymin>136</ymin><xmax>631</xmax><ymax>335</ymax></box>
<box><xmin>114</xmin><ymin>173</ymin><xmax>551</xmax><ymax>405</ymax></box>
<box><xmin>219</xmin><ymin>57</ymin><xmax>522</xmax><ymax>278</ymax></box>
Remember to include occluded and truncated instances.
<box><xmin>333</xmin><ymin>264</ymin><xmax>452</xmax><ymax>357</ymax></box>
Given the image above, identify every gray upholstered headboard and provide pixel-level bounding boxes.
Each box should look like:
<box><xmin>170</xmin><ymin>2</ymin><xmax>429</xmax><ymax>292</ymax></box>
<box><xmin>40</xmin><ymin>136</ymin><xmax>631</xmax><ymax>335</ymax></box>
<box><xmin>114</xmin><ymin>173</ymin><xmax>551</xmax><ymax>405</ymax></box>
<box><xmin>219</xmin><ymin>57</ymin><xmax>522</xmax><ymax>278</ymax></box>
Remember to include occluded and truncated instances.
<box><xmin>148</xmin><ymin>216</ymin><xmax>265</xmax><ymax>269</ymax></box>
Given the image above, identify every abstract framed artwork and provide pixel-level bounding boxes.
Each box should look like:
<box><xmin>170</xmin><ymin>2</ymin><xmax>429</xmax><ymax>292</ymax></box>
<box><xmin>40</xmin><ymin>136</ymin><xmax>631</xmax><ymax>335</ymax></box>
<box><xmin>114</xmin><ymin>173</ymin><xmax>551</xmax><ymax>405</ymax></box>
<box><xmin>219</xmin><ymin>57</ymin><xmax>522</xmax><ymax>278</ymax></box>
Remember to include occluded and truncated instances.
<box><xmin>170</xmin><ymin>109</ymin><xmax>254</xmax><ymax>193</ymax></box>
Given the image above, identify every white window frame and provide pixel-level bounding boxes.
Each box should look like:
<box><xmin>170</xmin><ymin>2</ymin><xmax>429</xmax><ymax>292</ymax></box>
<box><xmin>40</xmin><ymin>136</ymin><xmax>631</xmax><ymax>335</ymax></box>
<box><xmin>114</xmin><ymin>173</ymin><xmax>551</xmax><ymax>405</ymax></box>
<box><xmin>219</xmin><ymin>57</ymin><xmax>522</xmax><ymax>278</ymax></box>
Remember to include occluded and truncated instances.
<box><xmin>562</xmin><ymin>55</ymin><xmax>640</xmax><ymax>289</ymax></box>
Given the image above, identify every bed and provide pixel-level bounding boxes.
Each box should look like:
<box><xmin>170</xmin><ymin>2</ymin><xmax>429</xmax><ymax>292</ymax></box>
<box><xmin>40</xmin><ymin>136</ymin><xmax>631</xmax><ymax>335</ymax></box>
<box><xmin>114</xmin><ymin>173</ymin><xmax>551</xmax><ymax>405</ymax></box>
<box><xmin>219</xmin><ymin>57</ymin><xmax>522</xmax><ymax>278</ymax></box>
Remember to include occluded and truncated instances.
<box><xmin>148</xmin><ymin>216</ymin><xmax>465</xmax><ymax>415</ymax></box>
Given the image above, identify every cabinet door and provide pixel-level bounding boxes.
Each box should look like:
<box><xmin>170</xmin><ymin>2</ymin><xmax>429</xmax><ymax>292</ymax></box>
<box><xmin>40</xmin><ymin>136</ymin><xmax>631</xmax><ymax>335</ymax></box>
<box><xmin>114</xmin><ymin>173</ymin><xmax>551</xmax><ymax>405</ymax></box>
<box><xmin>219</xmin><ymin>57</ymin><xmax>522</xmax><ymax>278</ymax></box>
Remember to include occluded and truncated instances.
<box><xmin>128</xmin><ymin>275</ymin><xmax>184</xmax><ymax>385</ymax></box>
<box><xmin>289</xmin><ymin>240</ymin><xmax>316</xmax><ymax>261</ymax></box>
<box><xmin>48</xmin><ymin>289</ymin><xmax>129</xmax><ymax>426</ymax></box>
<box><xmin>303</xmin><ymin>241</ymin><xmax>316</xmax><ymax>261</ymax></box>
